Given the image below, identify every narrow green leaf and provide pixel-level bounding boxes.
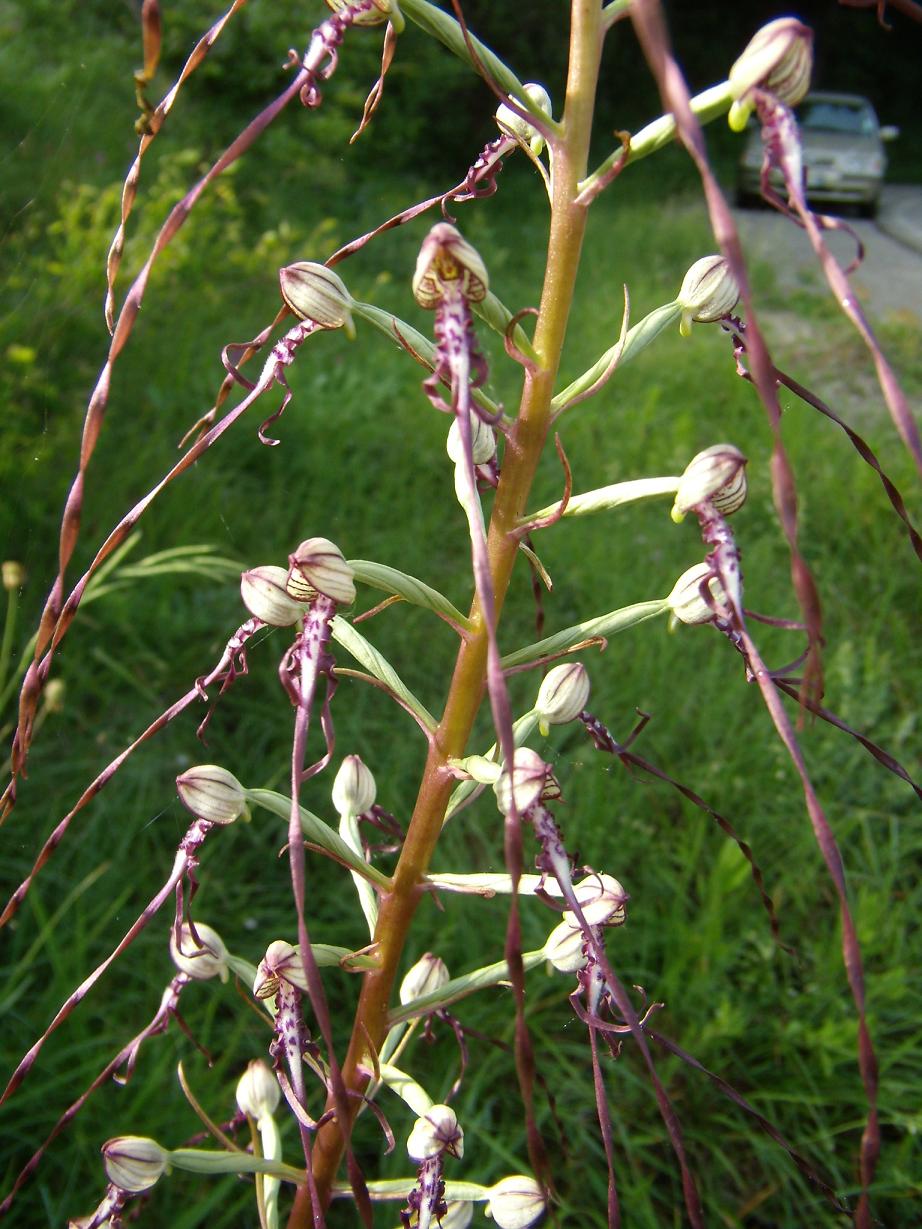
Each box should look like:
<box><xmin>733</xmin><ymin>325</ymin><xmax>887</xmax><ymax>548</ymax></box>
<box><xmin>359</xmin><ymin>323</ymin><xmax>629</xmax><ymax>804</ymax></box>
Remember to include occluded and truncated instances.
<box><xmin>500</xmin><ymin>600</ymin><xmax>669</xmax><ymax>669</ymax></box>
<box><xmin>523</xmin><ymin>476</ymin><xmax>679</xmax><ymax>524</ymax></box>
<box><xmin>245</xmin><ymin>788</ymin><xmax>392</xmax><ymax>888</ymax></box>
<box><xmin>388</xmin><ymin>949</ymin><xmax>547</xmax><ymax>1025</ymax></box>
<box><xmin>552</xmin><ymin>303</ymin><xmax>683</xmax><ymax>412</ymax></box>
<box><xmin>348</xmin><ymin>559</ymin><xmax>469</xmax><ymax>628</ymax></box>
<box><xmin>400</xmin><ymin>0</ymin><xmax>536</xmax><ymax>109</ymax></box>
<box><xmin>168</xmin><ymin>1148</ymin><xmax>304</xmax><ymax>1184</ymax></box>
<box><xmin>331</xmin><ymin>616</ymin><xmax>437</xmax><ymax>731</ymax></box>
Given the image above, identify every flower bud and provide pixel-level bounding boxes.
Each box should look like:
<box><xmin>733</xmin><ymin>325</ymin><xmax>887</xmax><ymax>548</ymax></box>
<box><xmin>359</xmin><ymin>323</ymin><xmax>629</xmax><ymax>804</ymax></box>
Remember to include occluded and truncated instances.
<box><xmin>279</xmin><ymin>262</ymin><xmax>355</xmax><ymax>338</ymax></box>
<box><xmin>331</xmin><ymin>754</ymin><xmax>376</xmax><ymax>817</ymax></box>
<box><xmin>2</xmin><ymin>560</ymin><xmax>25</xmax><ymax>591</ymax></box>
<box><xmin>494</xmin><ymin>749</ymin><xmax>551</xmax><ymax>816</ymax></box>
<box><xmin>671</xmin><ymin>444</ymin><xmax>747</xmax><ymax>522</ymax></box>
<box><xmin>288</xmin><ymin>538</ymin><xmax>356</xmax><ymax>606</ymax></box>
<box><xmin>241</xmin><ymin>565</ymin><xmax>308</xmax><ymax>626</ymax></box>
<box><xmin>676</xmin><ymin>256</ymin><xmax>740</xmax><ymax>337</ymax></box>
<box><xmin>485</xmin><ymin>1175</ymin><xmax>546</xmax><ymax>1229</ymax></box>
<box><xmin>728</xmin><ymin>18</ymin><xmax>813</xmax><ymax>131</ymax></box>
<box><xmin>447</xmin><ymin>415</ymin><xmax>496</xmax><ymax>465</ymax></box>
<box><xmin>407</xmin><ymin>1104</ymin><xmax>464</xmax><ymax>1161</ymax></box>
<box><xmin>440</xmin><ymin>1203</ymin><xmax>474</xmax><ymax>1229</ymax></box>
<box><xmin>495</xmin><ymin>83</ymin><xmax>552</xmax><ymax>156</ymax></box>
<box><xmin>236</xmin><ymin>1059</ymin><xmax>281</xmax><ymax>1122</ymax></box>
<box><xmin>449</xmin><ymin>754</ymin><xmax>502</xmax><ymax>785</ymax></box>
<box><xmin>253</xmin><ymin>940</ymin><xmax>309</xmax><ymax>998</ymax></box>
<box><xmin>102</xmin><ymin>1136</ymin><xmax>169</xmax><ymax>1193</ymax></box>
<box><xmin>176</xmin><ymin>764</ymin><xmax>247</xmax><ymax>825</ymax></box>
<box><xmin>561</xmin><ymin>873</ymin><xmax>627</xmax><ymax>928</ymax></box>
<box><xmin>412</xmin><ymin>223</ymin><xmax>489</xmax><ymax>309</ymax></box>
<box><xmin>325</xmin><ymin>0</ymin><xmax>398</xmax><ymax>27</ymax></box>
<box><xmin>542</xmin><ymin>919</ymin><xmax>588</xmax><ymax>973</ymax></box>
<box><xmin>534</xmin><ymin>662</ymin><xmax>590</xmax><ymax>735</ymax></box>
<box><xmin>666</xmin><ymin>562</ymin><xmax>726</xmax><ymax>626</ymax></box>
<box><xmin>399</xmin><ymin>953</ymin><xmax>449</xmax><ymax>1005</ymax></box>
<box><xmin>170</xmin><ymin>921</ymin><xmax>230</xmax><ymax>981</ymax></box>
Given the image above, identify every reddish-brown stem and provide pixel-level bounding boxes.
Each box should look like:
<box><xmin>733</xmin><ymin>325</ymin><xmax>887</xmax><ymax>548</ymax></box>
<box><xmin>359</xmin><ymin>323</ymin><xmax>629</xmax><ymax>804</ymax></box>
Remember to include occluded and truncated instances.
<box><xmin>289</xmin><ymin>4</ymin><xmax>604</xmax><ymax>1224</ymax></box>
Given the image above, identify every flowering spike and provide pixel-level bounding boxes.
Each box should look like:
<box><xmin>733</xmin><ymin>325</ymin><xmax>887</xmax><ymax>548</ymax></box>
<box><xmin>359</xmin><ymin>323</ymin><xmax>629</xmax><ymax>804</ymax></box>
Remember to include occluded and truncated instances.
<box><xmin>101</xmin><ymin>1136</ymin><xmax>169</xmax><ymax>1193</ymax></box>
<box><xmin>484</xmin><ymin>1175</ymin><xmax>546</xmax><ymax>1229</ymax></box>
<box><xmin>279</xmin><ymin>262</ymin><xmax>355</xmax><ymax>338</ymax></box>
<box><xmin>400</xmin><ymin>953</ymin><xmax>449</xmax><ymax>1005</ymax></box>
<box><xmin>241</xmin><ymin>565</ymin><xmax>309</xmax><ymax>626</ymax></box>
<box><xmin>176</xmin><ymin>765</ymin><xmax>248</xmax><ymax>826</ymax></box>
<box><xmin>253</xmin><ymin>940</ymin><xmax>311</xmax><ymax>998</ymax></box>
<box><xmin>169</xmin><ymin>921</ymin><xmax>230</xmax><ymax>982</ymax></box>
<box><xmin>407</xmin><ymin>1105</ymin><xmax>464</xmax><ymax>1161</ymax></box>
<box><xmin>728</xmin><ymin>18</ymin><xmax>813</xmax><ymax>131</ymax></box>
<box><xmin>236</xmin><ymin>1059</ymin><xmax>281</xmax><ymax>1121</ymax></box>
<box><xmin>325</xmin><ymin>0</ymin><xmax>401</xmax><ymax>29</ymax></box>
<box><xmin>412</xmin><ymin>223</ymin><xmax>489</xmax><ymax>309</ymax></box>
<box><xmin>331</xmin><ymin>754</ymin><xmax>376</xmax><ymax>817</ymax></box>
<box><xmin>288</xmin><ymin>537</ymin><xmax>356</xmax><ymax>606</ymax></box>
<box><xmin>677</xmin><ymin>256</ymin><xmax>740</xmax><ymax>337</ymax></box>
<box><xmin>672</xmin><ymin>444</ymin><xmax>748</xmax><ymax>522</ymax></box>
<box><xmin>666</xmin><ymin>562</ymin><xmax>726</xmax><ymax>627</ymax></box>
<box><xmin>495</xmin><ymin>83</ymin><xmax>552</xmax><ymax>156</ymax></box>
<box><xmin>494</xmin><ymin>749</ymin><xmax>553</xmax><ymax>816</ymax></box>
<box><xmin>447</xmin><ymin>415</ymin><xmax>495</xmax><ymax>465</ymax></box>
<box><xmin>534</xmin><ymin>662</ymin><xmax>590</xmax><ymax>735</ymax></box>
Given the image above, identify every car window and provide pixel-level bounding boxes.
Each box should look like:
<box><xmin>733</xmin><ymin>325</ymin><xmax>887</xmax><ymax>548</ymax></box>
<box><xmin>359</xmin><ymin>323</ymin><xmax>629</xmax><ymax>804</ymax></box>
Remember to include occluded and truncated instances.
<box><xmin>798</xmin><ymin>100</ymin><xmax>876</xmax><ymax>136</ymax></box>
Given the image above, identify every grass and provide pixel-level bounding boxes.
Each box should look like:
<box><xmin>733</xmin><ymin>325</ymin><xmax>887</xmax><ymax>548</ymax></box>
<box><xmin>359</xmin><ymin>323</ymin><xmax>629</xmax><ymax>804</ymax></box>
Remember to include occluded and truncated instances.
<box><xmin>2</xmin><ymin>4</ymin><xmax>922</xmax><ymax>1228</ymax></box>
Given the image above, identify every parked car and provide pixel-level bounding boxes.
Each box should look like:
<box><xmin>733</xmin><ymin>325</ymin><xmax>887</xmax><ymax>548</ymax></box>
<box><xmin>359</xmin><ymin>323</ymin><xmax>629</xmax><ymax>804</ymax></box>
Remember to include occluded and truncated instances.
<box><xmin>736</xmin><ymin>91</ymin><xmax>898</xmax><ymax>216</ymax></box>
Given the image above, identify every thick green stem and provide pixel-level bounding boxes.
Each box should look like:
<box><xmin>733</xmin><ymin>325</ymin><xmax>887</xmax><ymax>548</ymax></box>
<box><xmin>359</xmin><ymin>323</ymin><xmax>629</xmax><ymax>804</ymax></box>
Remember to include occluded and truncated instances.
<box><xmin>290</xmin><ymin>5</ymin><xmax>605</xmax><ymax>1223</ymax></box>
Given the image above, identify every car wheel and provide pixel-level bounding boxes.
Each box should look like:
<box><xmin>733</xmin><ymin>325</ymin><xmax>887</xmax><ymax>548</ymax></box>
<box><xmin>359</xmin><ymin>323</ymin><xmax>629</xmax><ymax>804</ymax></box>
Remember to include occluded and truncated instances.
<box><xmin>858</xmin><ymin>197</ymin><xmax>878</xmax><ymax>220</ymax></box>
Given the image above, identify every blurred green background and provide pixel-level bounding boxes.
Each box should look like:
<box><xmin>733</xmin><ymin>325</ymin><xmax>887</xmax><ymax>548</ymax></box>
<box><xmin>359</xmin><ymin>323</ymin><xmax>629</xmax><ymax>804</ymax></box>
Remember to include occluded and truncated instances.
<box><xmin>1</xmin><ymin>2</ymin><xmax>921</xmax><ymax>1227</ymax></box>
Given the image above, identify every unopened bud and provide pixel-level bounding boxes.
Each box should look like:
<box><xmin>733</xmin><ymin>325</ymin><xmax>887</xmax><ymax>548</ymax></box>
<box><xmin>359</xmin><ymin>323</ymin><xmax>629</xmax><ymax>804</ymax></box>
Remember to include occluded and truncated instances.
<box><xmin>677</xmin><ymin>256</ymin><xmax>740</xmax><ymax>337</ymax></box>
<box><xmin>2</xmin><ymin>561</ymin><xmax>25</xmax><ymax>591</ymax></box>
<box><xmin>331</xmin><ymin>754</ymin><xmax>376</xmax><ymax>817</ymax></box>
<box><xmin>241</xmin><ymin>565</ymin><xmax>308</xmax><ymax>626</ymax></box>
<box><xmin>534</xmin><ymin>662</ymin><xmax>590</xmax><ymax>735</ymax></box>
<box><xmin>672</xmin><ymin>444</ymin><xmax>747</xmax><ymax>522</ymax></box>
<box><xmin>447</xmin><ymin>415</ymin><xmax>496</xmax><ymax>465</ymax></box>
<box><xmin>407</xmin><ymin>1104</ymin><xmax>464</xmax><ymax>1161</ymax></box>
<box><xmin>288</xmin><ymin>538</ymin><xmax>356</xmax><ymax>606</ymax></box>
<box><xmin>176</xmin><ymin>764</ymin><xmax>247</xmax><ymax>825</ymax></box>
<box><xmin>449</xmin><ymin>754</ymin><xmax>502</xmax><ymax>786</ymax></box>
<box><xmin>561</xmin><ymin>873</ymin><xmax>627</xmax><ymax>928</ymax></box>
<box><xmin>170</xmin><ymin>921</ymin><xmax>230</xmax><ymax>981</ymax></box>
<box><xmin>253</xmin><ymin>940</ymin><xmax>309</xmax><ymax>998</ymax></box>
<box><xmin>440</xmin><ymin>1204</ymin><xmax>474</xmax><ymax>1229</ymax></box>
<box><xmin>728</xmin><ymin>18</ymin><xmax>813</xmax><ymax>131</ymax></box>
<box><xmin>543</xmin><ymin>919</ymin><xmax>588</xmax><ymax>973</ymax></box>
<box><xmin>666</xmin><ymin>562</ymin><xmax>726</xmax><ymax>626</ymax></box>
<box><xmin>413</xmin><ymin>223</ymin><xmax>489</xmax><ymax>309</ymax></box>
<box><xmin>236</xmin><ymin>1059</ymin><xmax>281</xmax><ymax>1121</ymax></box>
<box><xmin>485</xmin><ymin>1175</ymin><xmax>546</xmax><ymax>1229</ymax></box>
<box><xmin>494</xmin><ymin>749</ymin><xmax>551</xmax><ymax>816</ymax></box>
<box><xmin>495</xmin><ymin>83</ymin><xmax>552</xmax><ymax>156</ymax></box>
<box><xmin>279</xmin><ymin>262</ymin><xmax>355</xmax><ymax>338</ymax></box>
<box><xmin>102</xmin><ymin>1136</ymin><xmax>169</xmax><ymax>1193</ymax></box>
<box><xmin>400</xmin><ymin>953</ymin><xmax>449</xmax><ymax>1005</ymax></box>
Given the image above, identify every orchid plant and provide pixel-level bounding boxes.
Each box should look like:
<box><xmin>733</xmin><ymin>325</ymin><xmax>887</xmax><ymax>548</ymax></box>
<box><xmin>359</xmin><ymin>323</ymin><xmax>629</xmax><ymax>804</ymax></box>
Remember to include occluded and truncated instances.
<box><xmin>2</xmin><ymin>3</ymin><xmax>920</xmax><ymax>1228</ymax></box>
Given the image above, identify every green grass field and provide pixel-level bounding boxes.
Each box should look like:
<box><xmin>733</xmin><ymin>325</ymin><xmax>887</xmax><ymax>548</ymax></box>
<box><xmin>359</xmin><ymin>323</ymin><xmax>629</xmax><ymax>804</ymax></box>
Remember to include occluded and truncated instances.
<box><xmin>2</xmin><ymin>4</ymin><xmax>921</xmax><ymax>1227</ymax></box>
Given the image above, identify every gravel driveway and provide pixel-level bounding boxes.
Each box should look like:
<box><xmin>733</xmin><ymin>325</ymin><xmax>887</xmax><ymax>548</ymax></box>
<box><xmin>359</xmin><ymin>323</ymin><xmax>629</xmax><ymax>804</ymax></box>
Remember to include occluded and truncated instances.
<box><xmin>732</xmin><ymin>184</ymin><xmax>922</xmax><ymax>322</ymax></box>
